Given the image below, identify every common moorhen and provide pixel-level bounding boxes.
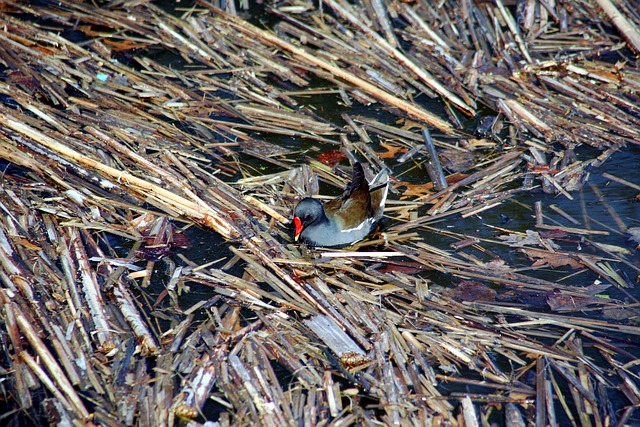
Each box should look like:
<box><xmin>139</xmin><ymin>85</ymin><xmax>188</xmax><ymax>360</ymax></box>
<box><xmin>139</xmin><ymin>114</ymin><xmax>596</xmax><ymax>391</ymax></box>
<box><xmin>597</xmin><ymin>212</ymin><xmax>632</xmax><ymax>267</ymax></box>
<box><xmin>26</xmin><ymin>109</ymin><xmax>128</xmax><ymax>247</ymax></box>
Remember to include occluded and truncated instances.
<box><xmin>293</xmin><ymin>163</ymin><xmax>389</xmax><ymax>247</ymax></box>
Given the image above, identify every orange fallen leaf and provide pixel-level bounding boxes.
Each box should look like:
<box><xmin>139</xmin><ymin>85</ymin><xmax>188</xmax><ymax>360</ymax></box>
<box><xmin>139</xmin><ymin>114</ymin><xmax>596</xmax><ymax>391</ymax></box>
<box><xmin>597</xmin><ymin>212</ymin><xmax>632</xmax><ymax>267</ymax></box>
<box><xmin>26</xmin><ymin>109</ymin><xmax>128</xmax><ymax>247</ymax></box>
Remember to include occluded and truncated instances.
<box><xmin>378</xmin><ymin>142</ymin><xmax>407</xmax><ymax>159</ymax></box>
<box><xmin>16</xmin><ymin>237</ymin><xmax>41</xmax><ymax>251</ymax></box>
<box><xmin>397</xmin><ymin>118</ymin><xmax>423</xmax><ymax>131</ymax></box>
<box><xmin>394</xmin><ymin>180</ymin><xmax>434</xmax><ymax>199</ymax></box>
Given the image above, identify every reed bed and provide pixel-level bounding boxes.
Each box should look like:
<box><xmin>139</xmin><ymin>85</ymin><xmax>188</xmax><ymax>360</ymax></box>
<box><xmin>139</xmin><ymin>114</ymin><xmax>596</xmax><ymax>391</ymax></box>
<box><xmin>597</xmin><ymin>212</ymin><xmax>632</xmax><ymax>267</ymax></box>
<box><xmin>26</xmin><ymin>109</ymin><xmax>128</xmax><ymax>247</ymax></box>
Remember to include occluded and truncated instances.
<box><xmin>0</xmin><ymin>0</ymin><xmax>639</xmax><ymax>426</ymax></box>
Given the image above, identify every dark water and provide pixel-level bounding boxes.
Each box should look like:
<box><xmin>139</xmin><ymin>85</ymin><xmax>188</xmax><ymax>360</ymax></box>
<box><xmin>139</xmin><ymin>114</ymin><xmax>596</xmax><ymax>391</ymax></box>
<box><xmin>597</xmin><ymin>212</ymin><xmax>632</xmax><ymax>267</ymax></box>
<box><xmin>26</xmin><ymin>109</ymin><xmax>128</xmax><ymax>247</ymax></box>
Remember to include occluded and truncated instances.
<box><xmin>145</xmin><ymin>2</ymin><xmax>640</xmax><ymax>424</ymax></box>
<box><xmin>98</xmin><ymin>0</ymin><xmax>638</xmax><ymax>297</ymax></box>
<box><xmin>165</xmin><ymin>118</ymin><xmax>640</xmax><ymax>425</ymax></box>
<box><xmin>170</xmin><ymin>90</ymin><xmax>640</xmax><ymax>328</ymax></box>
<box><xmin>179</xmin><ymin>122</ymin><xmax>640</xmax><ymax>296</ymax></box>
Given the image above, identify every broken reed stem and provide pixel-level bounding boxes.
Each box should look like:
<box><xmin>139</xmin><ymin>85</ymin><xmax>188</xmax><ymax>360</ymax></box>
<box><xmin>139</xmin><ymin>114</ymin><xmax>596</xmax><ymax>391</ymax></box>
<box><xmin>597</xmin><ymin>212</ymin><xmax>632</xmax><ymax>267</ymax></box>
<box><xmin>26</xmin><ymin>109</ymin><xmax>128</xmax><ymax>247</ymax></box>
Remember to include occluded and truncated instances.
<box><xmin>602</xmin><ymin>173</ymin><xmax>640</xmax><ymax>191</ymax></box>
<box><xmin>595</xmin><ymin>0</ymin><xmax>640</xmax><ymax>53</ymax></box>
<box><xmin>19</xmin><ymin>351</ymin><xmax>76</xmax><ymax>415</ymax></box>
<box><xmin>0</xmin><ymin>112</ymin><xmax>240</xmax><ymax>240</ymax></box>
<box><xmin>68</xmin><ymin>227</ymin><xmax>115</xmax><ymax>353</ymax></box>
<box><xmin>324</xmin><ymin>0</ymin><xmax>476</xmax><ymax>117</ymax></box>
<box><xmin>416</xmin><ymin>149</ymin><xmax>523</xmax><ymax>203</ymax></box>
<box><xmin>14</xmin><ymin>306</ymin><xmax>91</xmax><ymax>420</ymax></box>
<box><xmin>210</xmin><ymin>7</ymin><xmax>456</xmax><ymax>134</ymax></box>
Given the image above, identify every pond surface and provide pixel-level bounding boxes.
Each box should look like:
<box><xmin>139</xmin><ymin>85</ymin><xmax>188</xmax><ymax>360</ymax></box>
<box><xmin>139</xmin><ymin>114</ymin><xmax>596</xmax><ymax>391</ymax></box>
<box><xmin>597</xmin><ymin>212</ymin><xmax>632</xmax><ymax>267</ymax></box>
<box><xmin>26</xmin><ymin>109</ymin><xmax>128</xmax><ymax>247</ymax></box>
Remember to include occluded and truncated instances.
<box><xmin>163</xmin><ymin>114</ymin><xmax>640</xmax><ymax>425</ymax></box>
<box><xmin>146</xmin><ymin>1</ymin><xmax>640</xmax><ymax>424</ymax></box>
<box><xmin>174</xmin><ymin>89</ymin><xmax>640</xmax><ymax>300</ymax></box>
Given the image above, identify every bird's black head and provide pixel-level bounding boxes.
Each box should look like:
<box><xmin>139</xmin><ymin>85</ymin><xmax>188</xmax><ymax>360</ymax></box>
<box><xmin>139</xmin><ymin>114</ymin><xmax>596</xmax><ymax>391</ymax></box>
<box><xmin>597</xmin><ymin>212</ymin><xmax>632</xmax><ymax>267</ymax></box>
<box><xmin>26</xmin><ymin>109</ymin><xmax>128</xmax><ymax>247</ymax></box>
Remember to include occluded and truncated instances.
<box><xmin>293</xmin><ymin>197</ymin><xmax>325</xmax><ymax>241</ymax></box>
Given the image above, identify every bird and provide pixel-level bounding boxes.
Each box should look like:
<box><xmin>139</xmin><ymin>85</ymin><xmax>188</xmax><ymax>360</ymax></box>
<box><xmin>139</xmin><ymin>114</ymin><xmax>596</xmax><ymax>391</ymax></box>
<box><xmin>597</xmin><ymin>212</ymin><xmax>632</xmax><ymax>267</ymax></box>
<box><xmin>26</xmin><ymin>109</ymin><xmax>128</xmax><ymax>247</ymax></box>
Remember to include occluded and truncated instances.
<box><xmin>293</xmin><ymin>163</ymin><xmax>389</xmax><ymax>247</ymax></box>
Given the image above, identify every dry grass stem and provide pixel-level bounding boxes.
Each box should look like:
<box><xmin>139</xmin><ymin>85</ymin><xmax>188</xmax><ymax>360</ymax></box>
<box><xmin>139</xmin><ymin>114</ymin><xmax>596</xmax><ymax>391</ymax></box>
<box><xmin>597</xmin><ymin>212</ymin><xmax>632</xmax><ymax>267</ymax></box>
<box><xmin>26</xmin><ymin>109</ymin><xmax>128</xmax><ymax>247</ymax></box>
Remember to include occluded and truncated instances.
<box><xmin>0</xmin><ymin>1</ymin><xmax>638</xmax><ymax>426</ymax></box>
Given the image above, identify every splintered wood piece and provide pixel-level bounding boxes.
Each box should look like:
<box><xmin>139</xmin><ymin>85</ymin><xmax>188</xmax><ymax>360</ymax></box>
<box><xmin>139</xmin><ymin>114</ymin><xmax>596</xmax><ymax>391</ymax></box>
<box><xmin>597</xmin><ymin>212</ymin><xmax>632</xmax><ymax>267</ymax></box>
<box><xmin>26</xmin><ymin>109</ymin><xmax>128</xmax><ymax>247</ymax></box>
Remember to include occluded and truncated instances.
<box><xmin>595</xmin><ymin>0</ymin><xmax>640</xmax><ymax>53</ymax></box>
<box><xmin>422</xmin><ymin>128</ymin><xmax>448</xmax><ymax>191</ymax></box>
<box><xmin>14</xmin><ymin>306</ymin><xmax>91</xmax><ymax>420</ymax></box>
<box><xmin>174</xmin><ymin>354</ymin><xmax>217</xmax><ymax>419</ymax></box>
<box><xmin>68</xmin><ymin>227</ymin><xmax>116</xmax><ymax>353</ymax></box>
<box><xmin>304</xmin><ymin>315</ymin><xmax>370</xmax><ymax>369</ymax></box>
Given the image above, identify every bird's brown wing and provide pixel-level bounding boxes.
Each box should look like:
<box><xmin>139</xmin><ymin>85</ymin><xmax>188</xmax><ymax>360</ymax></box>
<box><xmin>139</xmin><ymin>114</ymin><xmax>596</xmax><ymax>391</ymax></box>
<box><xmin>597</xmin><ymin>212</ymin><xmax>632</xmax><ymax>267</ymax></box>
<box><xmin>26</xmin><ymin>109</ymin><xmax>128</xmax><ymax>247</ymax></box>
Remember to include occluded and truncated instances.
<box><xmin>324</xmin><ymin>163</ymin><xmax>373</xmax><ymax>230</ymax></box>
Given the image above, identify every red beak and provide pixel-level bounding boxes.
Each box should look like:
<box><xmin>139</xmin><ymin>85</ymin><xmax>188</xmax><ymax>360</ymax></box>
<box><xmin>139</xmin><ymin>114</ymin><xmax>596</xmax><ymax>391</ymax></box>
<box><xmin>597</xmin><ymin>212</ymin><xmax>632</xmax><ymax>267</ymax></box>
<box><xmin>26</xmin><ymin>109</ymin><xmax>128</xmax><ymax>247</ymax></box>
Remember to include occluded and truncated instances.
<box><xmin>293</xmin><ymin>217</ymin><xmax>303</xmax><ymax>241</ymax></box>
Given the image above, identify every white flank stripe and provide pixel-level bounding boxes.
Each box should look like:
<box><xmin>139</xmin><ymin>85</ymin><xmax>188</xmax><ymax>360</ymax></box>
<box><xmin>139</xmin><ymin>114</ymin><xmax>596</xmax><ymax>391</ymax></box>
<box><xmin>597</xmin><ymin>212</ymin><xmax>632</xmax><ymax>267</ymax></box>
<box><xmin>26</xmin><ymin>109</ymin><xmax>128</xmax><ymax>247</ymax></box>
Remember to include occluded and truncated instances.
<box><xmin>338</xmin><ymin>219</ymin><xmax>371</xmax><ymax>234</ymax></box>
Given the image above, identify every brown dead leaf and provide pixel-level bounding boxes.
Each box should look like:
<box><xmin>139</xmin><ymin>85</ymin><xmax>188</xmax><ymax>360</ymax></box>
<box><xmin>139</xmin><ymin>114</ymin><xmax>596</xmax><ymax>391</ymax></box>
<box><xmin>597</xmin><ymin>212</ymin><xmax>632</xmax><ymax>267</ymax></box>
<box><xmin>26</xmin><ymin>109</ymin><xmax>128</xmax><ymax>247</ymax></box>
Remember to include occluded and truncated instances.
<box><xmin>131</xmin><ymin>213</ymin><xmax>191</xmax><ymax>261</ymax></box>
<box><xmin>602</xmin><ymin>307</ymin><xmax>640</xmax><ymax>321</ymax></box>
<box><xmin>135</xmin><ymin>245</ymin><xmax>172</xmax><ymax>261</ymax></box>
<box><xmin>376</xmin><ymin>261</ymin><xmax>426</xmax><ymax>275</ymax></box>
<box><xmin>392</xmin><ymin>206</ymin><xmax>418</xmax><ymax>221</ymax></box>
<box><xmin>484</xmin><ymin>259</ymin><xmax>513</xmax><ymax>272</ymax></box>
<box><xmin>378</xmin><ymin>142</ymin><xmax>407</xmax><ymax>159</ymax></box>
<box><xmin>445</xmin><ymin>280</ymin><xmax>497</xmax><ymax>302</ymax></box>
<box><xmin>497</xmin><ymin>289</ymin><xmax>547</xmax><ymax>308</ymax></box>
<box><xmin>439</xmin><ymin>149</ymin><xmax>475</xmax><ymax>172</ymax></box>
<box><xmin>0</xmin><ymin>3</ymin><xmax>19</xmax><ymax>12</ymax></box>
<box><xmin>546</xmin><ymin>290</ymin><xmax>587</xmax><ymax>311</ymax></box>
<box><xmin>546</xmin><ymin>289</ymin><xmax>609</xmax><ymax>312</ymax></box>
<box><xmin>395</xmin><ymin>180</ymin><xmax>434</xmax><ymax>199</ymax></box>
<box><xmin>317</xmin><ymin>150</ymin><xmax>346</xmax><ymax>167</ymax></box>
<box><xmin>8</xmin><ymin>71</ymin><xmax>40</xmax><ymax>92</ymax></box>
<box><xmin>520</xmin><ymin>248</ymin><xmax>583</xmax><ymax>269</ymax></box>
<box><xmin>583</xmin><ymin>282</ymin><xmax>611</xmax><ymax>295</ymax></box>
<box><xmin>75</xmin><ymin>24</ymin><xmax>105</xmax><ymax>38</ymax></box>
<box><xmin>395</xmin><ymin>172</ymin><xmax>469</xmax><ymax>199</ymax></box>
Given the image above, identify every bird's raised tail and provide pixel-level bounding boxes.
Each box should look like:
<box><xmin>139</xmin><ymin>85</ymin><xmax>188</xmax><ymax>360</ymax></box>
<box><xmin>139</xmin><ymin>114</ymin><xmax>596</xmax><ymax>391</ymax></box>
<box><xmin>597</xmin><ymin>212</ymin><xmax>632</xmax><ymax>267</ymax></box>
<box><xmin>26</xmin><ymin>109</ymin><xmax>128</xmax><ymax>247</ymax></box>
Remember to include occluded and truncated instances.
<box><xmin>369</xmin><ymin>168</ymin><xmax>389</xmax><ymax>222</ymax></box>
<box><xmin>345</xmin><ymin>163</ymin><xmax>372</xmax><ymax>216</ymax></box>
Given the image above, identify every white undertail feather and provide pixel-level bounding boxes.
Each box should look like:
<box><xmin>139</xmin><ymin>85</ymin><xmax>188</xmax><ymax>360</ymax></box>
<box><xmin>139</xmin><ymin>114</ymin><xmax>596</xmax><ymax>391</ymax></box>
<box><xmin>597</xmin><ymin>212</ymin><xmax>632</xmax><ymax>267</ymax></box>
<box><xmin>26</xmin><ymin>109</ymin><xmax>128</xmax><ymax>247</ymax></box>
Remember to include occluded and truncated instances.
<box><xmin>371</xmin><ymin>168</ymin><xmax>389</xmax><ymax>220</ymax></box>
